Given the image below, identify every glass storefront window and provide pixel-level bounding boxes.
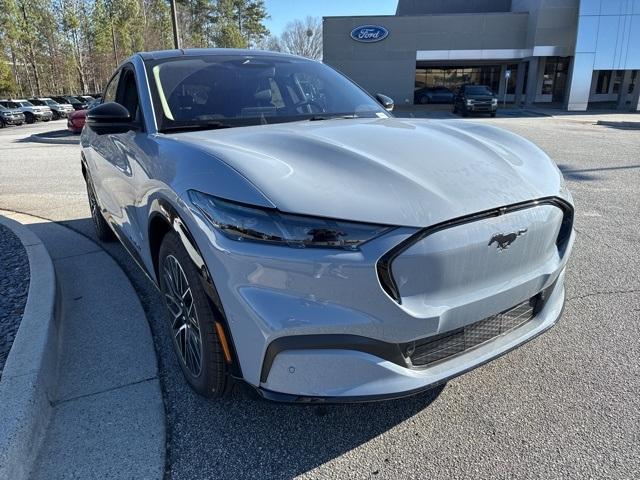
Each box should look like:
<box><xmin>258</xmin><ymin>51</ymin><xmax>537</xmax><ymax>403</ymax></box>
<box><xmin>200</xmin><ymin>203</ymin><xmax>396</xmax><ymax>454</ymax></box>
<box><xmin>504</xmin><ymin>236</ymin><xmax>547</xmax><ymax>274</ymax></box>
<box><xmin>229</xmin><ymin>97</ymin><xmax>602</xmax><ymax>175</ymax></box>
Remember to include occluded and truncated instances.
<box><xmin>612</xmin><ymin>70</ymin><xmax>624</xmax><ymax>93</ymax></box>
<box><xmin>506</xmin><ymin>64</ymin><xmax>518</xmax><ymax>94</ymax></box>
<box><xmin>414</xmin><ymin>65</ymin><xmax>500</xmax><ymax>94</ymax></box>
<box><xmin>596</xmin><ymin>70</ymin><xmax>612</xmax><ymax>94</ymax></box>
<box><xmin>629</xmin><ymin>71</ymin><xmax>637</xmax><ymax>94</ymax></box>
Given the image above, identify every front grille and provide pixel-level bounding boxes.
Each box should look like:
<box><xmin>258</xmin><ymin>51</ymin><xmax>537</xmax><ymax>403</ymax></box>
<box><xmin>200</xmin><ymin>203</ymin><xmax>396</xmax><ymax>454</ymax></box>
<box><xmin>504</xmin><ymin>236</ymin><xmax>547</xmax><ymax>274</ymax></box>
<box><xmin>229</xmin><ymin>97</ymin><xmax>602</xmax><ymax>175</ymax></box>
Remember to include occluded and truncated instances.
<box><xmin>406</xmin><ymin>298</ymin><xmax>537</xmax><ymax>367</ymax></box>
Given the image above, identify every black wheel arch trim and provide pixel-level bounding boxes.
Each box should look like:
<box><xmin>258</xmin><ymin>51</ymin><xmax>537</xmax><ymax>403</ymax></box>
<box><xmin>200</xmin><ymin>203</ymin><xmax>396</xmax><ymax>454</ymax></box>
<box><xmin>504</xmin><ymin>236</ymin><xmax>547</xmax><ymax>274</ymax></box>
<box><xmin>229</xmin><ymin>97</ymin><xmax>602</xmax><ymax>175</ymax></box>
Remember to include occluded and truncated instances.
<box><xmin>376</xmin><ymin>196</ymin><xmax>574</xmax><ymax>304</ymax></box>
<box><xmin>149</xmin><ymin>198</ymin><xmax>244</xmax><ymax>378</ymax></box>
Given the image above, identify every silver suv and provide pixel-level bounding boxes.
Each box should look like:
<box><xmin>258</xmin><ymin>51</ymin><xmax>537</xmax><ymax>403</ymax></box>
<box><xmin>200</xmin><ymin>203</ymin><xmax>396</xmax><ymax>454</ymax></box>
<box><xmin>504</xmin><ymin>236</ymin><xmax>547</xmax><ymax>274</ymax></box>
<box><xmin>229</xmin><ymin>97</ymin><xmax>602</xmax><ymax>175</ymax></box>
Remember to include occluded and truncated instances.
<box><xmin>0</xmin><ymin>99</ymin><xmax>53</xmax><ymax>123</ymax></box>
<box><xmin>0</xmin><ymin>104</ymin><xmax>25</xmax><ymax>127</ymax></box>
<box><xmin>29</xmin><ymin>97</ymin><xmax>74</xmax><ymax>120</ymax></box>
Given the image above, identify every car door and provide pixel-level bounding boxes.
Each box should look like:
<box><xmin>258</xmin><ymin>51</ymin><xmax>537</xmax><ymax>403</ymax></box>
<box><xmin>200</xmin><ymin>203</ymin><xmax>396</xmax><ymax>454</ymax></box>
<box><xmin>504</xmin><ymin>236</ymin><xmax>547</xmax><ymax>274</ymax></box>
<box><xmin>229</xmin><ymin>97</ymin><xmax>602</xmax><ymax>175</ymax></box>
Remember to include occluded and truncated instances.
<box><xmin>87</xmin><ymin>64</ymin><xmax>148</xmax><ymax>255</ymax></box>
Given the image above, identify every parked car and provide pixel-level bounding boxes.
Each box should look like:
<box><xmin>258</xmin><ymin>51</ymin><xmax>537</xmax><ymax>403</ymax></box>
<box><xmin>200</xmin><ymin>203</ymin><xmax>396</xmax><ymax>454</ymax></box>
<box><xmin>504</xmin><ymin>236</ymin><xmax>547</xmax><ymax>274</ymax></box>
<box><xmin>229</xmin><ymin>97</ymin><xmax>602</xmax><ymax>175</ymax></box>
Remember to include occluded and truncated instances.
<box><xmin>0</xmin><ymin>99</ymin><xmax>52</xmax><ymax>123</ymax></box>
<box><xmin>76</xmin><ymin>95</ymin><xmax>95</xmax><ymax>104</ymax></box>
<box><xmin>29</xmin><ymin>97</ymin><xmax>74</xmax><ymax>120</ymax></box>
<box><xmin>67</xmin><ymin>109</ymin><xmax>87</xmax><ymax>133</ymax></box>
<box><xmin>414</xmin><ymin>86</ymin><xmax>454</xmax><ymax>104</ymax></box>
<box><xmin>67</xmin><ymin>98</ymin><xmax>100</xmax><ymax>133</ymax></box>
<box><xmin>453</xmin><ymin>84</ymin><xmax>498</xmax><ymax>117</ymax></box>
<box><xmin>0</xmin><ymin>104</ymin><xmax>25</xmax><ymax>127</ymax></box>
<box><xmin>81</xmin><ymin>49</ymin><xmax>574</xmax><ymax>402</ymax></box>
<box><xmin>52</xmin><ymin>95</ymin><xmax>87</xmax><ymax>111</ymax></box>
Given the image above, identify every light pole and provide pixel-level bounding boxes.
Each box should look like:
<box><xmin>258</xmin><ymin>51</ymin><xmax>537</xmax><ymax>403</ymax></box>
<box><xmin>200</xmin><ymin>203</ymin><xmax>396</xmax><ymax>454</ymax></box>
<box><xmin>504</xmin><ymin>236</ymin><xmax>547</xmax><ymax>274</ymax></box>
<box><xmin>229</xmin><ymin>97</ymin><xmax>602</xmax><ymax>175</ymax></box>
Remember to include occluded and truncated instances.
<box><xmin>170</xmin><ymin>0</ymin><xmax>180</xmax><ymax>49</ymax></box>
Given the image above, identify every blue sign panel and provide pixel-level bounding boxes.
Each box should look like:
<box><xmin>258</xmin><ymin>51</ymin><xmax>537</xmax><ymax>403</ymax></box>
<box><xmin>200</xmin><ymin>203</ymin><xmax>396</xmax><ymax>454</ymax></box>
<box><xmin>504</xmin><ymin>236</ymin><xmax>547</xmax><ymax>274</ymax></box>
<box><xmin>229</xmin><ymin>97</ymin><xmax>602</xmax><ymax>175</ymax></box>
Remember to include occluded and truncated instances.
<box><xmin>350</xmin><ymin>25</ymin><xmax>389</xmax><ymax>43</ymax></box>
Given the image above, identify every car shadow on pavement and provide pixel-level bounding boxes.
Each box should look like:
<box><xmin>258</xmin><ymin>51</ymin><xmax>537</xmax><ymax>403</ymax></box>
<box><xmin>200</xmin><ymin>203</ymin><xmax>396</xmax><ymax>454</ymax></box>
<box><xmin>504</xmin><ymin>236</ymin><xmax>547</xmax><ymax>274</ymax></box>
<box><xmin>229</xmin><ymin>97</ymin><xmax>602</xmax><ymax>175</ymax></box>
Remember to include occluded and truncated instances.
<box><xmin>17</xmin><ymin>129</ymin><xmax>80</xmax><ymax>146</ymax></box>
<box><xmin>51</xmin><ymin>216</ymin><xmax>445</xmax><ymax>479</ymax></box>
<box><xmin>558</xmin><ymin>163</ymin><xmax>640</xmax><ymax>182</ymax></box>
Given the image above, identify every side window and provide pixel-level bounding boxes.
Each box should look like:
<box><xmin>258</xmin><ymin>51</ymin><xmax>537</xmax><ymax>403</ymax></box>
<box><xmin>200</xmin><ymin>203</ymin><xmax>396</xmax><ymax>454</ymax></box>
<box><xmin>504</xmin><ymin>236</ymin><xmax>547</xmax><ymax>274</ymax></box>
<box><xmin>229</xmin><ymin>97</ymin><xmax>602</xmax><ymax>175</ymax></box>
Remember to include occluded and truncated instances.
<box><xmin>103</xmin><ymin>70</ymin><xmax>121</xmax><ymax>103</ymax></box>
<box><xmin>115</xmin><ymin>68</ymin><xmax>141</xmax><ymax>123</ymax></box>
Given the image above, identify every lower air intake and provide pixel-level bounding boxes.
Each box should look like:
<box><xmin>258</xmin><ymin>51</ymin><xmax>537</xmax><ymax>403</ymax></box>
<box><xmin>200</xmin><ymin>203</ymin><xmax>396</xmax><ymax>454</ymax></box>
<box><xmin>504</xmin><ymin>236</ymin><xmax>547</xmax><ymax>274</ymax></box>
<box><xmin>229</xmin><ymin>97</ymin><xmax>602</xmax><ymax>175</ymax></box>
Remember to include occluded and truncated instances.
<box><xmin>408</xmin><ymin>298</ymin><xmax>536</xmax><ymax>367</ymax></box>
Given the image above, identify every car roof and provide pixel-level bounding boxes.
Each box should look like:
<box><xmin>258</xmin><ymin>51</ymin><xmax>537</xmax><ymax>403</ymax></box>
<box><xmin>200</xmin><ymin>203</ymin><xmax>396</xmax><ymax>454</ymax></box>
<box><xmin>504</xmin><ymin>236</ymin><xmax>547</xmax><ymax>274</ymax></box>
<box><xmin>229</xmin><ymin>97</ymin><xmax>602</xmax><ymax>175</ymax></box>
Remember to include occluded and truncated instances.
<box><xmin>136</xmin><ymin>48</ymin><xmax>306</xmax><ymax>62</ymax></box>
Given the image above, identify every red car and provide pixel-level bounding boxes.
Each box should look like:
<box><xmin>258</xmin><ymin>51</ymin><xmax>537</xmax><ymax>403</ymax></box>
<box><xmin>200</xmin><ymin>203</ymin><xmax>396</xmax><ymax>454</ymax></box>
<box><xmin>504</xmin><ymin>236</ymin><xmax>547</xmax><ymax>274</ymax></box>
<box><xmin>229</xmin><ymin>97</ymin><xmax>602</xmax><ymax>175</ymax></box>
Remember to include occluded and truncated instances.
<box><xmin>67</xmin><ymin>109</ymin><xmax>86</xmax><ymax>133</ymax></box>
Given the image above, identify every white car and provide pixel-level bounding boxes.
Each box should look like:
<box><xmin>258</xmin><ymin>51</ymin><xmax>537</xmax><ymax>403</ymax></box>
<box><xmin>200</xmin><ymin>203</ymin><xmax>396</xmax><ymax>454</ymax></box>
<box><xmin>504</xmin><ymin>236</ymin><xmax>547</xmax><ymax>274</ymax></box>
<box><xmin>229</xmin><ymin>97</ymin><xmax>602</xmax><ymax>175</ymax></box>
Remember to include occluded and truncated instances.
<box><xmin>0</xmin><ymin>99</ymin><xmax>52</xmax><ymax>123</ymax></box>
<box><xmin>81</xmin><ymin>49</ymin><xmax>575</xmax><ymax>402</ymax></box>
<box><xmin>29</xmin><ymin>97</ymin><xmax>74</xmax><ymax>120</ymax></box>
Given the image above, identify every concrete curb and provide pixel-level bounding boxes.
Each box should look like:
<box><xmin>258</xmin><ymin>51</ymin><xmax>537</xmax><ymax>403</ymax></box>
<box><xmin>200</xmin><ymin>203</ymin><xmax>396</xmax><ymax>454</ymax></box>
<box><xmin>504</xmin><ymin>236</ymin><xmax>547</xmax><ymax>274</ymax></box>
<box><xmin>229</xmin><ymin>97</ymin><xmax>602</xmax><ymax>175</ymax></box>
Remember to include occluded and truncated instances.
<box><xmin>0</xmin><ymin>215</ymin><xmax>59</xmax><ymax>480</ymax></box>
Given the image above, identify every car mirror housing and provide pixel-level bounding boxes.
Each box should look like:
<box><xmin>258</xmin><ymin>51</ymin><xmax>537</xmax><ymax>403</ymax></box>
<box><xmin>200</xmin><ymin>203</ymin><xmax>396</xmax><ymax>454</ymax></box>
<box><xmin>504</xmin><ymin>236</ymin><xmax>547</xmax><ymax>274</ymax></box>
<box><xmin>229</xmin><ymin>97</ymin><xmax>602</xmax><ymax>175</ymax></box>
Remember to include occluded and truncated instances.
<box><xmin>375</xmin><ymin>93</ymin><xmax>394</xmax><ymax>112</ymax></box>
<box><xmin>86</xmin><ymin>102</ymin><xmax>136</xmax><ymax>134</ymax></box>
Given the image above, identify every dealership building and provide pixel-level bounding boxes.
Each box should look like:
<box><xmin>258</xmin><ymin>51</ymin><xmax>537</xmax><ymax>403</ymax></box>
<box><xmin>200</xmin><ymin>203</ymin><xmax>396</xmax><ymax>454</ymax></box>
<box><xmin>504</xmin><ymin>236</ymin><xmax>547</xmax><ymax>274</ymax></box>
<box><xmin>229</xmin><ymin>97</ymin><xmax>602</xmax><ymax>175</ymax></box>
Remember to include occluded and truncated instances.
<box><xmin>323</xmin><ymin>0</ymin><xmax>640</xmax><ymax>111</ymax></box>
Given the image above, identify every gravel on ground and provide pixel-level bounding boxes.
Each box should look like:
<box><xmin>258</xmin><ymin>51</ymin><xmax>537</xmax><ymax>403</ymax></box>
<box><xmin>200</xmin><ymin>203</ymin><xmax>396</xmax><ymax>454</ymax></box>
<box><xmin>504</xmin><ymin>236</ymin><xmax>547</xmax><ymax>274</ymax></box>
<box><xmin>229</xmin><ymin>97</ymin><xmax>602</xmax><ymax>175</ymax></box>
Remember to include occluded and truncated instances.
<box><xmin>0</xmin><ymin>223</ymin><xmax>30</xmax><ymax>379</ymax></box>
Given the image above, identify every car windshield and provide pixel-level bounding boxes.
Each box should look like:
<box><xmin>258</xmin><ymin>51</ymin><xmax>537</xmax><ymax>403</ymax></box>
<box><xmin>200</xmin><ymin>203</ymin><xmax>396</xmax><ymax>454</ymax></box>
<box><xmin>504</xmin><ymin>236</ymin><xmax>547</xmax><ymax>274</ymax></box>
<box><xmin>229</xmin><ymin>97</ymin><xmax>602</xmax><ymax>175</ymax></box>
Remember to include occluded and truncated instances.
<box><xmin>147</xmin><ymin>55</ymin><xmax>388</xmax><ymax>132</ymax></box>
<box><xmin>67</xmin><ymin>97</ymin><xmax>81</xmax><ymax>104</ymax></box>
<box><xmin>0</xmin><ymin>105</ymin><xmax>8</xmax><ymax>111</ymax></box>
<box><xmin>465</xmin><ymin>86</ymin><xmax>493</xmax><ymax>95</ymax></box>
<box><xmin>19</xmin><ymin>101</ymin><xmax>34</xmax><ymax>107</ymax></box>
<box><xmin>45</xmin><ymin>99</ymin><xmax>59</xmax><ymax>106</ymax></box>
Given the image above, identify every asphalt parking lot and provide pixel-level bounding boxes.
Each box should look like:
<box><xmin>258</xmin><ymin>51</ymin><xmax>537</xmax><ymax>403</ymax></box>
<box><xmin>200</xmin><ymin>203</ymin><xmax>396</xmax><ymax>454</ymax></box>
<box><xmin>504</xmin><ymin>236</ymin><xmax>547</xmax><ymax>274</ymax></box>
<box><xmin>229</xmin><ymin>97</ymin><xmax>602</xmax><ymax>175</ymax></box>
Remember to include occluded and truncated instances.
<box><xmin>0</xmin><ymin>115</ymin><xmax>638</xmax><ymax>479</ymax></box>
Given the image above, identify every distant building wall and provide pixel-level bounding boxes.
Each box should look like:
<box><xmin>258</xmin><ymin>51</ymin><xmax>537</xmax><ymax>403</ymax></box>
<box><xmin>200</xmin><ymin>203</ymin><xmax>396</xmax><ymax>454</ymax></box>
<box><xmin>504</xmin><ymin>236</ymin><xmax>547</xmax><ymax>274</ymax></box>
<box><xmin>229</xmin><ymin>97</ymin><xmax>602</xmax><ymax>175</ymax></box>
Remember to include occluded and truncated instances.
<box><xmin>323</xmin><ymin>13</ymin><xmax>529</xmax><ymax>104</ymax></box>
<box><xmin>567</xmin><ymin>0</ymin><xmax>640</xmax><ymax>110</ymax></box>
<box><xmin>396</xmin><ymin>0</ymin><xmax>512</xmax><ymax>15</ymax></box>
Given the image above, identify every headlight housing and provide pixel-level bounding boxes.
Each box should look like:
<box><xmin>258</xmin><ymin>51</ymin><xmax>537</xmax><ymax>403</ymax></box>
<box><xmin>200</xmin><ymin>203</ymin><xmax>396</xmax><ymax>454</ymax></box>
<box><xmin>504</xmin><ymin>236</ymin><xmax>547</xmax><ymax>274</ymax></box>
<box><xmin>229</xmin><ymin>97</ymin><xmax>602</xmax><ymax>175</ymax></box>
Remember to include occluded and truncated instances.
<box><xmin>466</xmin><ymin>99</ymin><xmax>473</xmax><ymax>106</ymax></box>
<box><xmin>189</xmin><ymin>191</ymin><xmax>392</xmax><ymax>250</ymax></box>
<box><xmin>492</xmin><ymin>98</ymin><xmax>498</xmax><ymax>105</ymax></box>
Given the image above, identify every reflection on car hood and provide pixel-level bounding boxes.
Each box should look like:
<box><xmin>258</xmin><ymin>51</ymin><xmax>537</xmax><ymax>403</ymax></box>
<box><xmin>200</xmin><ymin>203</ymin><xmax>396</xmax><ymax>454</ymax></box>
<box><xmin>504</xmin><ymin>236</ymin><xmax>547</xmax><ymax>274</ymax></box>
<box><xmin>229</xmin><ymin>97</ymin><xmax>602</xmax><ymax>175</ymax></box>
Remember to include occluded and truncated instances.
<box><xmin>173</xmin><ymin>118</ymin><xmax>563</xmax><ymax>227</ymax></box>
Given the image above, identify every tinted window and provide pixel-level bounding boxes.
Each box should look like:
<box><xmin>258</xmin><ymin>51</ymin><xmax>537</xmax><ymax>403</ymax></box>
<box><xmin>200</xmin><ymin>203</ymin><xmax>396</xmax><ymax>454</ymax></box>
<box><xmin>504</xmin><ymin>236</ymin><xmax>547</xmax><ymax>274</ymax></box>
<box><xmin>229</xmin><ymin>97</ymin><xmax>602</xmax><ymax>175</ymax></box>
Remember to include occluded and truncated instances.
<box><xmin>146</xmin><ymin>55</ymin><xmax>387</xmax><ymax>131</ymax></box>
<box><xmin>464</xmin><ymin>86</ymin><xmax>493</xmax><ymax>95</ymax></box>
<box><xmin>115</xmin><ymin>68</ymin><xmax>141</xmax><ymax>121</ymax></box>
<box><xmin>103</xmin><ymin>70</ymin><xmax>121</xmax><ymax>103</ymax></box>
<box><xmin>19</xmin><ymin>101</ymin><xmax>34</xmax><ymax>107</ymax></box>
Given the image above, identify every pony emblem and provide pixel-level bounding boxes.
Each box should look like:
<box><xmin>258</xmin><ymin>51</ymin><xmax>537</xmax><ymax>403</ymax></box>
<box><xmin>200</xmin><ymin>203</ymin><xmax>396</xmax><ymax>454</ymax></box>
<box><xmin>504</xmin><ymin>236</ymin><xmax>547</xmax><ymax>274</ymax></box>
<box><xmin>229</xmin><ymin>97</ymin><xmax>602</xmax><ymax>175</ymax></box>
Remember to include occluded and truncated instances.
<box><xmin>488</xmin><ymin>229</ymin><xmax>528</xmax><ymax>250</ymax></box>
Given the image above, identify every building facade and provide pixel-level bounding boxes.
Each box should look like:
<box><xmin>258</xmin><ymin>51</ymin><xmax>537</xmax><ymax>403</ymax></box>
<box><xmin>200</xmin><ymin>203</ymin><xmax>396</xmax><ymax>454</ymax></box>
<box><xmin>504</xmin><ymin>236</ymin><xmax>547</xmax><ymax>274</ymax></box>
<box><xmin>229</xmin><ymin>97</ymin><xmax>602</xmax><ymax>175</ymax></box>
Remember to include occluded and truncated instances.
<box><xmin>323</xmin><ymin>0</ymin><xmax>640</xmax><ymax>111</ymax></box>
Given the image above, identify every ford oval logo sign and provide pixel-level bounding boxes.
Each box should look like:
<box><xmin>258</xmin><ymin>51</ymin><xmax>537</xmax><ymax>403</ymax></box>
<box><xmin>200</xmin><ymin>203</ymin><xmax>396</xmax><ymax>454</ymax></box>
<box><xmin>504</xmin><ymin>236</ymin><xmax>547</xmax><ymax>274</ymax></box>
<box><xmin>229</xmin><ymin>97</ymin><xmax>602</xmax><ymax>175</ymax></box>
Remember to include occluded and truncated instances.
<box><xmin>350</xmin><ymin>25</ymin><xmax>389</xmax><ymax>43</ymax></box>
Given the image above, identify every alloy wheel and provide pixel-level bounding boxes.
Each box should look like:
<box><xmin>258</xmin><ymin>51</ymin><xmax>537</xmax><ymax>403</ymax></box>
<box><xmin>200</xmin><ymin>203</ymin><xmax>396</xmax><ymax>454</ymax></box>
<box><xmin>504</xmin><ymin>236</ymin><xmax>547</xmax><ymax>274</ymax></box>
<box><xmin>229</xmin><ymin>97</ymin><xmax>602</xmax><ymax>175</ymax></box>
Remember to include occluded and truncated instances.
<box><xmin>162</xmin><ymin>254</ymin><xmax>204</xmax><ymax>377</ymax></box>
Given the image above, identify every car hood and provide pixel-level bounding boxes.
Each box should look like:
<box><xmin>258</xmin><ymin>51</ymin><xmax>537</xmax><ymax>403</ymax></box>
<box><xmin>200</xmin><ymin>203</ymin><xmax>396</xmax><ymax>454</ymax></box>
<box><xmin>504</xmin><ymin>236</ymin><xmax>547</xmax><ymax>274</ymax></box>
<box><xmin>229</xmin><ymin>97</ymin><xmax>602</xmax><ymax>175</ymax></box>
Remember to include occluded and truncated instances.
<box><xmin>172</xmin><ymin>118</ymin><xmax>564</xmax><ymax>227</ymax></box>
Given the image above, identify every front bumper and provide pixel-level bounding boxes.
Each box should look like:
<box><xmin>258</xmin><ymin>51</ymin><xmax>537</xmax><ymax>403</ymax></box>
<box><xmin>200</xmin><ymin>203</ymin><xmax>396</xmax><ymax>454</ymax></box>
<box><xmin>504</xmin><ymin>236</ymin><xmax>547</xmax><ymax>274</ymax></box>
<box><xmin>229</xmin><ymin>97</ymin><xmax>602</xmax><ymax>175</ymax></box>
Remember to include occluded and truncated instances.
<box><xmin>1</xmin><ymin>115</ymin><xmax>24</xmax><ymax>125</ymax></box>
<box><xmin>467</xmin><ymin>103</ymin><xmax>497</xmax><ymax>112</ymax></box>
<box><xmin>33</xmin><ymin>111</ymin><xmax>53</xmax><ymax>120</ymax></box>
<box><xmin>256</xmin><ymin>271</ymin><xmax>565</xmax><ymax>402</ymax></box>
<box><xmin>185</xmin><ymin>196</ymin><xmax>574</xmax><ymax>401</ymax></box>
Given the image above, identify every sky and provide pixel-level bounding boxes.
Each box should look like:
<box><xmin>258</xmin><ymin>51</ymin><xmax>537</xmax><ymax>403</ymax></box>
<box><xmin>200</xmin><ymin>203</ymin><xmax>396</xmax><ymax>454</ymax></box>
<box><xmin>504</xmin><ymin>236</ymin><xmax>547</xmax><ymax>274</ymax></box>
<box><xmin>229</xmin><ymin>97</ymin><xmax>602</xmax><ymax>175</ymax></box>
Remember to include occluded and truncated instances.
<box><xmin>264</xmin><ymin>0</ymin><xmax>398</xmax><ymax>36</ymax></box>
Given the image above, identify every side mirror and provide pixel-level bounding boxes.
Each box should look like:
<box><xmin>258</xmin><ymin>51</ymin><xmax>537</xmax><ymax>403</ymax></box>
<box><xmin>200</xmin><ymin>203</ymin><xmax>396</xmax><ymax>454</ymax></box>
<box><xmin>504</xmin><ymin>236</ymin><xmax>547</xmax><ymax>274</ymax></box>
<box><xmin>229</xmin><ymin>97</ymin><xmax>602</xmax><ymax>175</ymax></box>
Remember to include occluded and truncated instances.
<box><xmin>375</xmin><ymin>93</ymin><xmax>394</xmax><ymax>112</ymax></box>
<box><xmin>86</xmin><ymin>102</ymin><xmax>136</xmax><ymax>135</ymax></box>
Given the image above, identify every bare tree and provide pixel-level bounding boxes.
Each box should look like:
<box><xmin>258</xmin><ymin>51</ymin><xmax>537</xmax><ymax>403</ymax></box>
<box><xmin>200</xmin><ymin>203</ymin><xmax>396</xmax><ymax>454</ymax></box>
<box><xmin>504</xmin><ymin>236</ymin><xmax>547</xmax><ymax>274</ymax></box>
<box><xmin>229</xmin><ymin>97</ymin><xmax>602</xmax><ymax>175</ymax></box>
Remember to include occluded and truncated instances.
<box><xmin>279</xmin><ymin>16</ymin><xmax>322</xmax><ymax>60</ymax></box>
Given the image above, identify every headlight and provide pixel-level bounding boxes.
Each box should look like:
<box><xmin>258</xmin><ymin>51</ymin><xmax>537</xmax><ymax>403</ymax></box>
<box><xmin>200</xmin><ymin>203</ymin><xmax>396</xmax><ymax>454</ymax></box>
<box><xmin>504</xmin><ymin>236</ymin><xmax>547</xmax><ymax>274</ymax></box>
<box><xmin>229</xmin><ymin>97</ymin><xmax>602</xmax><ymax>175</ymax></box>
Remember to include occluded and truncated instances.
<box><xmin>189</xmin><ymin>190</ymin><xmax>391</xmax><ymax>250</ymax></box>
<box><xmin>492</xmin><ymin>98</ymin><xmax>498</xmax><ymax>105</ymax></box>
<box><xmin>466</xmin><ymin>99</ymin><xmax>473</xmax><ymax>106</ymax></box>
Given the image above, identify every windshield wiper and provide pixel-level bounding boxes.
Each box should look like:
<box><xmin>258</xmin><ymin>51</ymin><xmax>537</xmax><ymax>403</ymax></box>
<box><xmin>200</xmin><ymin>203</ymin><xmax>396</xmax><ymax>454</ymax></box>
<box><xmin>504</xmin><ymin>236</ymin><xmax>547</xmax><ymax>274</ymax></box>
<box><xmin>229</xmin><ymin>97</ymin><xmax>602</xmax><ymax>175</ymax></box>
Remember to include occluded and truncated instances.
<box><xmin>161</xmin><ymin>121</ymin><xmax>234</xmax><ymax>133</ymax></box>
<box><xmin>308</xmin><ymin>114</ymin><xmax>360</xmax><ymax>121</ymax></box>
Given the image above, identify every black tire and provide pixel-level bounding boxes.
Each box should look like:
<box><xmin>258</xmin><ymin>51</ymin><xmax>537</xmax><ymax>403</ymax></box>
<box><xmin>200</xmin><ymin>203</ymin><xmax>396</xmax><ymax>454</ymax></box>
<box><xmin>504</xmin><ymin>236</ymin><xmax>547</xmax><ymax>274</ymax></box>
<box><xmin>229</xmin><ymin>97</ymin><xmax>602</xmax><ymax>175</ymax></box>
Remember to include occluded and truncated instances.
<box><xmin>158</xmin><ymin>231</ymin><xmax>229</xmax><ymax>398</ymax></box>
<box><xmin>0</xmin><ymin>119</ymin><xmax>5</xmax><ymax>128</ymax></box>
<box><xmin>43</xmin><ymin>116</ymin><xmax>50</xmax><ymax>122</ymax></box>
<box><xmin>490</xmin><ymin>112</ymin><xmax>497</xmax><ymax>118</ymax></box>
<box><xmin>25</xmin><ymin>113</ymin><xmax>35</xmax><ymax>124</ymax></box>
<box><xmin>453</xmin><ymin>105</ymin><xmax>458</xmax><ymax>114</ymax></box>
<box><xmin>461</xmin><ymin>108</ymin><xmax>469</xmax><ymax>117</ymax></box>
<box><xmin>419</xmin><ymin>95</ymin><xmax>429</xmax><ymax>105</ymax></box>
<box><xmin>85</xmin><ymin>175</ymin><xmax>115</xmax><ymax>242</ymax></box>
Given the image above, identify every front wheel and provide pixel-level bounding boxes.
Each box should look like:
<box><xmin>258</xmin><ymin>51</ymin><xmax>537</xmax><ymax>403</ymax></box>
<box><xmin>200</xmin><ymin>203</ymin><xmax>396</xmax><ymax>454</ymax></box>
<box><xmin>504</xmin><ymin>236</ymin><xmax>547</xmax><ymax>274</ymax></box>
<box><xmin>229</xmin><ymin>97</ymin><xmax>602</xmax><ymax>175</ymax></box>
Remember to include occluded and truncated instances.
<box><xmin>25</xmin><ymin>113</ymin><xmax>35</xmax><ymax>124</ymax></box>
<box><xmin>85</xmin><ymin>175</ymin><xmax>115</xmax><ymax>242</ymax></box>
<box><xmin>159</xmin><ymin>231</ymin><xmax>230</xmax><ymax>398</ymax></box>
<box><xmin>490</xmin><ymin>112</ymin><xmax>497</xmax><ymax>118</ymax></box>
